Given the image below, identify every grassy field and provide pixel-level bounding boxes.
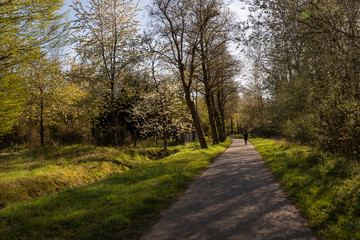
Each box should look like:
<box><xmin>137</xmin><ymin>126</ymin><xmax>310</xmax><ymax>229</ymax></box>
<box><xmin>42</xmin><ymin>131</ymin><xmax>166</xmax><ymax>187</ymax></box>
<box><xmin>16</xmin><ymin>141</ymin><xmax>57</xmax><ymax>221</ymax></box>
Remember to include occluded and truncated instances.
<box><xmin>250</xmin><ymin>138</ymin><xmax>360</xmax><ymax>240</ymax></box>
<box><xmin>0</xmin><ymin>138</ymin><xmax>231</xmax><ymax>239</ymax></box>
<box><xmin>0</xmin><ymin>144</ymin><xmax>156</xmax><ymax>208</ymax></box>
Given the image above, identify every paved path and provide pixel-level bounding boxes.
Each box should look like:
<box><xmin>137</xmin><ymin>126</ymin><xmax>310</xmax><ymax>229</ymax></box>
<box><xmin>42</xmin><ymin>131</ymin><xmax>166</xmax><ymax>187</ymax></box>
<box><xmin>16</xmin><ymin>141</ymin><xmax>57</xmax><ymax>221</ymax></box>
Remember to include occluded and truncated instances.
<box><xmin>141</xmin><ymin>138</ymin><xmax>315</xmax><ymax>240</ymax></box>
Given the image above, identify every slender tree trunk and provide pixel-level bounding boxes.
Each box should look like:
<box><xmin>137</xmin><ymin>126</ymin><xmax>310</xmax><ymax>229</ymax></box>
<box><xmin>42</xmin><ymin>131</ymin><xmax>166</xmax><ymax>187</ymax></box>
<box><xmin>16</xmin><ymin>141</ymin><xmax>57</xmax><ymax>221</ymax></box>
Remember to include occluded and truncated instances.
<box><xmin>199</xmin><ymin>36</ymin><xmax>218</xmax><ymax>145</ymax></box>
<box><xmin>211</xmin><ymin>94</ymin><xmax>226</xmax><ymax>142</ymax></box>
<box><xmin>220</xmin><ymin>112</ymin><xmax>226</xmax><ymax>141</ymax></box>
<box><xmin>216</xmin><ymin>92</ymin><xmax>227</xmax><ymax>142</ymax></box>
<box><xmin>112</xmin><ymin>109</ymin><xmax>119</xmax><ymax>146</ymax></box>
<box><xmin>205</xmin><ymin>91</ymin><xmax>219</xmax><ymax>144</ymax></box>
<box><xmin>110</xmin><ymin>80</ymin><xmax>119</xmax><ymax>146</ymax></box>
<box><xmin>133</xmin><ymin>131</ymin><xmax>137</xmax><ymax>147</ymax></box>
<box><xmin>40</xmin><ymin>99</ymin><xmax>44</xmax><ymax>146</ymax></box>
<box><xmin>179</xmin><ymin>56</ymin><xmax>207</xmax><ymax>148</ymax></box>
<box><xmin>231</xmin><ymin>118</ymin><xmax>234</xmax><ymax>134</ymax></box>
<box><xmin>163</xmin><ymin>132</ymin><xmax>167</xmax><ymax>151</ymax></box>
<box><xmin>184</xmin><ymin>87</ymin><xmax>207</xmax><ymax>149</ymax></box>
<box><xmin>163</xmin><ymin>117</ymin><xmax>167</xmax><ymax>151</ymax></box>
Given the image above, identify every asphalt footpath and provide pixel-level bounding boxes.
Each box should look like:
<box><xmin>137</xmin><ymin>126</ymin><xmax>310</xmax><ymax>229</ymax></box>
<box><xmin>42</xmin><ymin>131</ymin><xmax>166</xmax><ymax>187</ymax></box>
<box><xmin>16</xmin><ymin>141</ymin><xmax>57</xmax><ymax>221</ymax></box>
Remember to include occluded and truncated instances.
<box><xmin>140</xmin><ymin>138</ymin><xmax>316</xmax><ymax>240</ymax></box>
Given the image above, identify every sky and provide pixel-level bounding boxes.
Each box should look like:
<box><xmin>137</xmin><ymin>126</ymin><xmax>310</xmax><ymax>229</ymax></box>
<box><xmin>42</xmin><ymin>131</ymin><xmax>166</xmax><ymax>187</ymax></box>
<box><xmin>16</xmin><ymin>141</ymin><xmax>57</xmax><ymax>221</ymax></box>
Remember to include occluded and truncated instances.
<box><xmin>62</xmin><ymin>0</ymin><xmax>251</xmax><ymax>84</ymax></box>
<box><xmin>63</xmin><ymin>0</ymin><xmax>250</xmax><ymax>28</ymax></box>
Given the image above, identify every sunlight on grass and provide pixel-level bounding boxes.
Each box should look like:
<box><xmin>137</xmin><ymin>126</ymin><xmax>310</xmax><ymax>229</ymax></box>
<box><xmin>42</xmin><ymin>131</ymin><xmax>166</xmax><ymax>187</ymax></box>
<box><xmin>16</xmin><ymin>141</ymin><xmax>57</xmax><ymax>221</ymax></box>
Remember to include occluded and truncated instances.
<box><xmin>0</xmin><ymin>144</ymin><xmax>157</xmax><ymax>208</ymax></box>
<box><xmin>250</xmin><ymin>138</ymin><xmax>360</xmax><ymax>240</ymax></box>
<box><xmin>0</xmin><ymin>139</ymin><xmax>231</xmax><ymax>240</ymax></box>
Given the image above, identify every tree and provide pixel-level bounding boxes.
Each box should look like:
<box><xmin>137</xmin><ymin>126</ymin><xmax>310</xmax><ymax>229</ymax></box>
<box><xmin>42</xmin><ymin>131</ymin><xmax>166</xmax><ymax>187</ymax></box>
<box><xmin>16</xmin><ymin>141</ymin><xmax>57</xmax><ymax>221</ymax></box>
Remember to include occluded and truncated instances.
<box><xmin>128</xmin><ymin>39</ymin><xmax>192</xmax><ymax>150</ymax></box>
<box><xmin>242</xmin><ymin>0</ymin><xmax>360</xmax><ymax>159</ymax></box>
<box><xmin>238</xmin><ymin>67</ymin><xmax>268</xmax><ymax>136</ymax></box>
<box><xmin>0</xmin><ymin>0</ymin><xmax>69</xmax><ymax>138</ymax></box>
<box><xmin>149</xmin><ymin>0</ymin><xmax>210</xmax><ymax>149</ymax></box>
<box><xmin>130</xmin><ymin>79</ymin><xmax>191</xmax><ymax>150</ymax></box>
<box><xmin>193</xmin><ymin>0</ymin><xmax>238</xmax><ymax>143</ymax></box>
<box><xmin>0</xmin><ymin>69</ymin><xmax>26</xmax><ymax>138</ymax></box>
<box><xmin>0</xmin><ymin>0</ymin><xmax>68</xmax><ymax>72</ymax></box>
<box><xmin>72</xmin><ymin>0</ymin><xmax>141</xmax><ymax>146</ymax></box>
<box><xmin>21</xmin><ymin>56</ymin><xmax>83</xmax><ymax>146</ymax></box>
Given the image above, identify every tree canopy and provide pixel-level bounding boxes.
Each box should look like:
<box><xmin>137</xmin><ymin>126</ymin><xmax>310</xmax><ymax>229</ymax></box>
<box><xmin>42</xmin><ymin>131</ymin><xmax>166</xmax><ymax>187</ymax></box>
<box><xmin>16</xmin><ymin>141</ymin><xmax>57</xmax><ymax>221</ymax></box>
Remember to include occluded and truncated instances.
<box><xmin>2</xmin><ymin>0</ymin><xmax>358</xmax><ymax>162</ymax></box>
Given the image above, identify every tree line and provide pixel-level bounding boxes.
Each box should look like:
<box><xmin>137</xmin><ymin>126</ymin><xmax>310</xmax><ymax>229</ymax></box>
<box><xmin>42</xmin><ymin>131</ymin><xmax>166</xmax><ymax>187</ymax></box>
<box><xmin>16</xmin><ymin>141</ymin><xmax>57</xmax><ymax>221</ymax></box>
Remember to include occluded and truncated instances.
<box><xmin>238</xmin><ymin>0</ymin><xmax>360</xmax><ymax>160</ymax></box>
<box><xmin>0</xmin><ymin>0</ymin><xmax>241</xmax><ymax>150</ymax></box>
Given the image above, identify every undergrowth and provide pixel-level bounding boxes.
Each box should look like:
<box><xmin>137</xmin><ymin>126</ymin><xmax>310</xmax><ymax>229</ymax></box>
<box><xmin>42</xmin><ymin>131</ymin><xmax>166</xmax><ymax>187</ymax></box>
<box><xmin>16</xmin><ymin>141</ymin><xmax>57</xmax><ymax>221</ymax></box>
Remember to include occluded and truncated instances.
<box><xmin>0</xmin><ymin>138</ymin><xmax>231</xmax><ymax>239</ymax></box>
<box><xmin>250</xmin><ymin>138</ymin><xmax>360</xmax><ymax>240</ymax></box>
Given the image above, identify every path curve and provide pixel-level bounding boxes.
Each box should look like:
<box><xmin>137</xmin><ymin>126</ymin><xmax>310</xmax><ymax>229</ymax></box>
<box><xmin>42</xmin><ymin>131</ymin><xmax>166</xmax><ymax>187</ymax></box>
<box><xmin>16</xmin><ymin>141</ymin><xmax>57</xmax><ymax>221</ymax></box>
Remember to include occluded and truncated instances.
<box><xmin>141</xmin><ymin>138</ymin><xmax>315</xmax><ymax>240</ymax></box>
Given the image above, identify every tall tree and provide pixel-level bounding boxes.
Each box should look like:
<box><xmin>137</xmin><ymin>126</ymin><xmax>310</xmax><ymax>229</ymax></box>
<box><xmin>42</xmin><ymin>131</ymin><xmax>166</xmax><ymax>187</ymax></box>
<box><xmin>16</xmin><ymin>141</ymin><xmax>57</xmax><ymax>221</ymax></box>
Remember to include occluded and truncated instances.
<box><xmin>193</xmin><ymin>0</ymin><xmax>237</xmax><ymax>144</ymax></box>
<box><xmin>21</xmin><ymin>56</ymin><xmax>83</xmax><ymax>146</ymax></box>
<box><xmin>72</xmin><ymin>0</ymin><xmax>141</xmax><ymax>146</ymax></box>
<box><xmin>149</xmin><ymin>0</ymin><xmax>209</xmax><ymax>148</ymax></box>
<box><xmin>0</xmin><ymin>0</ymin><xmax>69</xmax><ymax>138</ymax></box>
<box><xmin>0</xmin><ymin>0</ymin><xmax>68</xmax><ymax>72</ymax></box>
<box><xmin>242</xmin><ymin>0</ymin><xmax>360</xmax><ymax>159</ymax></box>
<box><xmin>0</xmin><ymin>68</ymin><xmax>25</xmax><ymax>138</ymax></box>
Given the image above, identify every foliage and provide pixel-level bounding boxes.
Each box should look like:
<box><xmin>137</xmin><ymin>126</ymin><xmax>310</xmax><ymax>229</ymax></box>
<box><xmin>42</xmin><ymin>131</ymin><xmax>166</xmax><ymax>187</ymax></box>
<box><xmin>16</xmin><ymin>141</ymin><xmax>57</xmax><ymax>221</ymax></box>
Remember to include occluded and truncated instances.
<box><xmin>128</xmin><ymin>44</ymin><xmax>193</xmax><ymax>150</ymax></box>
<box><xmin>251</xmin><ymin>138</ymin><xmax>360</xmax><ymax>240</ymax></box>
<box><xmin>18</xmin><ymin>56</ymin><xmax>85</xmax><ymax>145</ymax></box>
<box><xmin>129</xmin><ymin>80</ymin><xmax>192</xmax><ymax>149</ymax></box>
<box><xmin>0</xmin><ymin>0</ymin><xmax>69</xmax><ymax>139</ymax></box>
<box><xmin>0</xmin><ymin>138</ymin><xmax>231</xmax><ymax>240</ymax></box>
<box><xmin>241</xmin><ymin>0</ymin><xmax>360</xmax><ymax>159</ymax></box>
<box><xmin>237</xmin><ymin>68</ymin><xmax>269</xmax><ymax>136</ymax></box>
<box><xmin>0</xmin><ymin>71</ymin><xmax>25</xmax><ymax>138</ymax></box>
<box><xmin>71</xmin><ymin>0</ymin><xmax>142</xmax><ymax>146</ymax></box>
<box><xmin>193</xmin><ymin>0</ymin><xmax>239</xmax><ymax>144</ymax></box>
<box><xmin>149</xmin><ymin>0</ymin><xmax>206</xmax><ymax>149</ymax></box>
<box><xmin>0</xmin><ymin>0</ymin><xmax>68</xmax><ymax>72</ymax></box>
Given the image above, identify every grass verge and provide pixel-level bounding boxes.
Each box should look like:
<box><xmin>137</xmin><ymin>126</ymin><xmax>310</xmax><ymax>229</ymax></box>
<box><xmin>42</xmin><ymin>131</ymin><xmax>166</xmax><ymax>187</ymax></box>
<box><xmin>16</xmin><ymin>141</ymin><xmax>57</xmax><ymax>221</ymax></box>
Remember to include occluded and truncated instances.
<box><xmin>0</xmin><ymin>138</ymin><xmax>231</xmax><ymax>240</ymax></box>
<box><xmin>0</xmin><ymin>144</ymin><xmax>156</xmax><ymax>208</ymax></box>
<box><xmin>250</xmin><ymin>138</ymin><xmax>360</xmax><ymax>240</ymax></box>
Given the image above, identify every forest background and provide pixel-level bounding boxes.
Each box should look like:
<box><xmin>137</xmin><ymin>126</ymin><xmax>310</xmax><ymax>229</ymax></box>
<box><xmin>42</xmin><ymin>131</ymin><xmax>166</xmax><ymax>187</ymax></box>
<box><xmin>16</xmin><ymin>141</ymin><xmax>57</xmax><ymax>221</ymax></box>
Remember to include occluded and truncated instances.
<box><xmin>1</xmin><ymin>0</ymin><xmax>359</xmax><ymax>160</ymax></box>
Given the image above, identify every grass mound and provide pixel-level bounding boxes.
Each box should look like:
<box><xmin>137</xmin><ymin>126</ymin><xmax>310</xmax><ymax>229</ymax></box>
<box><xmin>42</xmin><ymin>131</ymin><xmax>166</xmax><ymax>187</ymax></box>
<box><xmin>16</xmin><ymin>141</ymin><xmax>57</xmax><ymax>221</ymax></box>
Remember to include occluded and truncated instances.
<box><xmin>250</xmin><ymin>138</ymin><xmax>360</xmax><ymax>240</ymax></box>
<box><xmin>0</xmin><ymin>144</ymin><xmax>156</xmax><ymax>208</ymax></box>
<box><xmin>0</xmin><ymin>139</ymin><xmax>231</xmax><ymax>240</ymax></box>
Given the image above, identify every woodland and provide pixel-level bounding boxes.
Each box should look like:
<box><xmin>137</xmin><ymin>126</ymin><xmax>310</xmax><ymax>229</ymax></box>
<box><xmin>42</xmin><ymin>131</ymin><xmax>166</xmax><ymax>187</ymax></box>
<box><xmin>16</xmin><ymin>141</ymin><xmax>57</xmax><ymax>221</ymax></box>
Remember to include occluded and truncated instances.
<box><xmin>1</xmin><ymin>0</ymin><xmax>360</xmax><ymax>239</ymax></box>
<box><xmin>1</xmin><ymin>0</ymin><xmax>359</xmax><ymax>158</ymax></box>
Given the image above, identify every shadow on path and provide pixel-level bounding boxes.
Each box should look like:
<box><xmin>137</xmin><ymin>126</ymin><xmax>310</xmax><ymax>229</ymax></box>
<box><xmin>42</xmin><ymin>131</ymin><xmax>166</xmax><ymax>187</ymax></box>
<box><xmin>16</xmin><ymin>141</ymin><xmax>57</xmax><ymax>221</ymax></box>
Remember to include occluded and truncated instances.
<box><xmin>141</xmin><ymin>139</ymin><xmax>315</xmax><ymax>240</ymax></box>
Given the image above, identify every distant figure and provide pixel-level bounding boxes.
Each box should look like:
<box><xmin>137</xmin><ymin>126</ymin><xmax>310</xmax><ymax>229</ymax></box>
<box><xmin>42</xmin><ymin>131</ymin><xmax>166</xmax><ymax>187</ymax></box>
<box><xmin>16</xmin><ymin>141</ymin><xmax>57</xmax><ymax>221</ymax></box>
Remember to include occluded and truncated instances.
<box><xmin>243</xmin><ymin>131</ymin><xmax>248</xmax><ymax>145</ymax></box>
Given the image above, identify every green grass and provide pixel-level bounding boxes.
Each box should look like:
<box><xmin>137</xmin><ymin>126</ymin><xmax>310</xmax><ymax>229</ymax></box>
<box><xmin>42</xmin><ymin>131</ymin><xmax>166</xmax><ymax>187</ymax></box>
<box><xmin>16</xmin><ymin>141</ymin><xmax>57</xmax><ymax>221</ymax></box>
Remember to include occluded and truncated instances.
<box><xmin>0</xmin><ymin>138</ymin><xmax>231</xmax><ymax>240</ymax></box>
<box><xmin>250</xmin><ymin>138</ymin><xmax>360</xmax><ymax>240</ymax></box>
<box><xmin>231</xmin><ymin>134</ymin><xmax>243</xmax><ymax>139</ymax></box>
<box><xmin>0</xmin><ymin>144</ymin><xmax>155</xmax><ymax>208</ymax></box>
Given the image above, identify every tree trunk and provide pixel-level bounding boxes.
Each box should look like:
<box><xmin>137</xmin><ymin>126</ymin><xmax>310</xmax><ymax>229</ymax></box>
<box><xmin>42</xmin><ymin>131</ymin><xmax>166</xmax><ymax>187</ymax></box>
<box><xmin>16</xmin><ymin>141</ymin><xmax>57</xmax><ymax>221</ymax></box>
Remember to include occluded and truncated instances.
<box><xmin>199</xmin><ymin>36</ymin><xmax>217</xmax><ymax>145</ymax></box>
<box><xmin>110</xmin><ymin>78</ymin><xmax>119</xmax><ymax>146</ymax></box>
<box><xmin>220</xmin><ymin>112</ymin><xmax>227</xmax><ymax>141</ymax></box>
<box><xmin>217</xmin><ymin>92</ymin><xmax>227</xmax><ymax>142</ymax></box>
<box><xmin>112</xmin><ymin>109</ymin><xmax>119</xmax><ymax>146</ymax></box>
<box><xmin>163</xmin><ymin>132</ymin><xmax>167</xmax><ymax>151</ymax></box>
<box><xmin>205</xmin><ymin>91</ymin><xmax>219</xmax><ymax>144</ymax></box>
<box><xmin>163</xmin><ymin>117</ymin><xmax>167</xmax><ymax>151</ymax></box>
<box><xmin>133</xmin><ymin>131</ymin><xmax>137</xmax><ymax>147</ymax></box>
<box><xmin>40</xmin><ymin>100</ymin><xmax>44</xmax><ymax>146</ymax></box>
<box><xmin>184</xmin><ymin>87</ymin><xmax>207</xmax><ymax>149</ymax></box>
<box><xmin>211</xmin><ymin>94</ymin><xmax>226</xmax><ymax>142</ymax></box>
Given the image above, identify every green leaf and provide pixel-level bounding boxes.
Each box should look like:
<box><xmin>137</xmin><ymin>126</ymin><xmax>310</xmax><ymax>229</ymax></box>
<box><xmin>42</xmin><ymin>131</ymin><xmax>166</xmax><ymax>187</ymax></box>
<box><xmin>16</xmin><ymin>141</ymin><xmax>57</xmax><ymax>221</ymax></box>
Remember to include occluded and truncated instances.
<box><xmin>300</xmin><ymin>9</ymin><xmax>312</xmax><ymax>20</ymax></box>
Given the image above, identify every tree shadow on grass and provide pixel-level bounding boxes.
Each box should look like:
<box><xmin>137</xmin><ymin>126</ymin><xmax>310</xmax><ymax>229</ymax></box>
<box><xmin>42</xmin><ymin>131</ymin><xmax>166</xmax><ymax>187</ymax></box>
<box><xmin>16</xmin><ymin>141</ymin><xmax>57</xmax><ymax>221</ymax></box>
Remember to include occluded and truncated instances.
<box><xmin>0</xmin><ymin>153</ymin><xmax>203</xmax><ymax>240</ymax></box>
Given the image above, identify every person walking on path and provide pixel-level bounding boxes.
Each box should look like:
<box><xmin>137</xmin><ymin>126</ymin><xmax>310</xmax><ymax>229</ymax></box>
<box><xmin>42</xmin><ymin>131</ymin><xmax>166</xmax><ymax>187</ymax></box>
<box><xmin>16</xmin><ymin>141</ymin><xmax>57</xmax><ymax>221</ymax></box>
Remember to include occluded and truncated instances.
<box><xmin>141</xmin><ymin>138</ymin><xmax>315</xmax><ymax>240</ymax></box>
<box><xmin>243</xmin><ymin>130</ymin><xmax>249</xmax><ymax>145</ymax></box>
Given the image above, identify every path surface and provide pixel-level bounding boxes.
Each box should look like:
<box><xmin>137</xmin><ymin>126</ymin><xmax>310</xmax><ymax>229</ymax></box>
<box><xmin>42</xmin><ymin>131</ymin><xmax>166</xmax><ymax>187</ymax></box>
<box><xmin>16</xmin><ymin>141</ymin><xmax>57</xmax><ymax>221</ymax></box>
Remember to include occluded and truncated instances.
<box><xmin>141</xmin><ymin>138</ymin><xmax>315</xmax><ymax>240</ymax></box>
